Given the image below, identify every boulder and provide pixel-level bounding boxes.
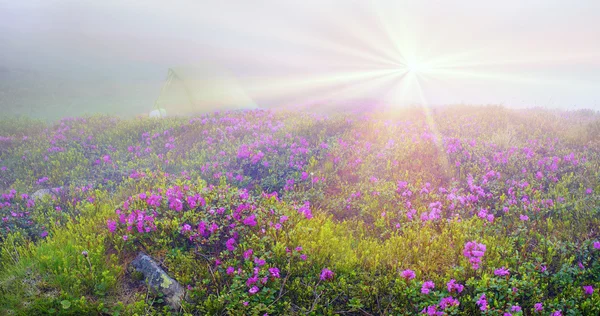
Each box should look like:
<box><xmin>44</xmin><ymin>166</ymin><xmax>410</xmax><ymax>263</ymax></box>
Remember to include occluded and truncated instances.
<box><xmin>131</xmin><ymin>253</ymin><xmax>184</xmax><ymax>310</ymax></box>
<box><xmin>31</xmin><ymin>189</ymin><xmax>52</xmax><ymax>200</ymax></box>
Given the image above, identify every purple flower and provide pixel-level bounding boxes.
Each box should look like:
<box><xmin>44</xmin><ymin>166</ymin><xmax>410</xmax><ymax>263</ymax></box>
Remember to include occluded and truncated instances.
<box><xmin>122</xmin><ymin>235</ymin><xmax>128</xmax><ymax>241</ymax></box>
<box><xmin>107</xmin><ymin>219</ymin><xmax>117</xmax><ymax>233</ymax></box>
<box><xmin>519</xmin><ymin>214</ymin><xmax>529</xmax><ymax>221</ymax></box>
<box><xmin>447</xmin><ymin>279</ymin><xmax>464</xmax><ymax>293</ymax></box>
<box><xmin>254</xmin><ymin>257</ymin><xmax>266</xmax><ymax>267</ymax></box>
<box><xmin>494</xmin><ymin>267</ymin><xmax>510</xmax><ymax>277</ymax></box>
<box><xmin>583</xmin><ymin>285</ymin><xmax>594</xmax><ymax>295</ymax></box>
<box><xmin>226</xmin><ymin>266</ymin><xmax>235</xmax><ymax>275</ymax></box>
<box><xmin>243</xmin><ymin>214</ymin><xmax>257</xmax><ymax>226</ymax></box>
<box><xmin>439</xmin><ymin>296</ymin><xmax>459</xmax><ymax>309</ymax></box>
<box><xmin>269</xmin><ymin>267</ymin><xmax>280</xmax><ymax>278</ymax></box>
<box><xmin>181</xmin><ymin>224</ymin><xmax>192</xmax><ymax>233</ymax></box>
<box><xmin>550</xmin><ymin>311</ymin><xmax>562</xmax><ymax>316</ymax></box>
<box><xmin>586</xmin><ymin>188</ymin><xmax>593</xmax><ymax>195</ymax></box>
<box><xmin>243</xmin><ymin>249</ymin><xmax>253</xmax><ymax>260</ymax></box>
<box><xmin>534</xmin><ymin>302</ymin><xmax>543</xmax><ymax>312</ymax></box>
<box><xmin>511</xmin><ymin>306</ymin><xmax>522</xmax><ymax>312</ymax></box>
<box><xmin>320</xmin><ymin>268</ymin><xmax>334</xmax><ymax>281</ymax></box>
<box><xmin>421</xmin><ymin>280</ymin><xmax>435</xmax><ymax>294</ymax></box>
<box><xmin>476</xmin><ymin>294</ymin><xmax>488</xmax><ymax>311</ymax></box>
<box><xmin>249</xmin><ymin>286</ymin><xmax>259</xmax><ymax>294</ymax></box>
<box><xmin>400</xmin><ymin>269</ymin><xmax>416</xmax><ymax>280</ymax></box>
<box><xmin>226</xmin><ymin>238</ymin><xmax>236</xmax><ymax>251</ymax></box>
<box><xmin>40</xmin><ymin>231</ymin><xmax>48</xmax><ymax>238</ymax></box>
<box><xmin>463</xmin><ymin>241</ymin><xmax>486</xmax><ymax>270</ymax></box>
<box><xmin>593</xmin><ymin>241</ymin><xmax>600</xmax><ymax>250</ymax></box>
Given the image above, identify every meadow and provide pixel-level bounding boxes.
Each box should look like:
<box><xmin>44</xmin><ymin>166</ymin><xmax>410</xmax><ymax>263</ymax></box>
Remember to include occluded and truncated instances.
<box><xmin>0</xmin><ymin>105</ymin><xmax>598</xmax><ymax>315</ymax></box>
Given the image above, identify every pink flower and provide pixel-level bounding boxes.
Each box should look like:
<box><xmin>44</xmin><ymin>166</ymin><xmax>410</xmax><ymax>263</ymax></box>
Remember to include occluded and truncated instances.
<box><xmin>583</xmin><ymin>285</ymin><xmax>594</xmax><ymax>295</ymax></box>
<box><xmin>439</xmin><ymin>296</ymin><xmax>459</xmax><ymax>309</ymax></box>
<box><xmin>494</xmin><ymin>267</ymin><xmax>510</xmax><ymax>277</ymax></box>
<box><xmin>243</xmin><ymin>214</ymin><xmax>257</xmax><ymax>226</ymax></box>
<box><xmin>534</xmin><ymin>303</ymin><xmax>543</xmax><ymax>312</ymax></box>
<box><xmin>269</xmin><ymin>267</ymin><xmax>280</xmax><ymax>278</ymax></box>
<box><xmin>226</xmin><ymin>266</ymin><xmax>235</xmax><ymax>275</ymax></box>
<box><xmin>519</xmin><ymin>214</ymin><xmax>529</xmax><ymax>221</ymax></box>
<box><xmin>421</xmin><ymin>281</ymin><xmax>435</xmax><ymax>294</ymax></box>
<box><xmin>181</xmin><ymin>224</ymin><xmax>192</xmax><ymax>233</ymax></box>
<box><xmin>249</xmin><ymin>286</ymin><xmax>259</xmax><ymax>294</ymax></box>
<box><xmin>254</xmin><ymin>257</ymin><xmax>266</xmax><ymax>266</ymax></box>
<box><xmin>122</xmin><ymin>235</ymin><xmax>128</xmax><ymax>241</ymax></box>
<box><xmin>476</xmin><ymin>294</ymin><xmax>488</xmax><ymax>311</ymax></box>
<box><xmin>243</xmin><ymin>249</ymin><xmax>253</xmax><ymax>260</ymax></box>
<box><xmin>593</xmin><ymin>241</ymin><xmax>600</xmax><ymax>250</ymax></box>
<box><xmin>107</xmin><ymin>219</ymin><xmax>117</xmax><ymax>233</ymax></box>
<box><xmin>320</xmin><ymin>268</ymin><xmax>334</xmax><ymax>281</ymax></box>
<box><xmin>400</xmin><ymin>269</ymin><xmax>416</xmax><ymax>280</ymax></box>
<box><xmin>463</xmin><ymin>241</ymin><xmax>486</xmax><ymax>270</ymax></box>
<box><xmin>447</xmin><ymin>279</ymin><xmax>464</xmax><ymax>293</ymax></box>
<box><xmin>226</xmin><ymin>238</ymin><xmax>236</xmax><ymax>251</ymax></box>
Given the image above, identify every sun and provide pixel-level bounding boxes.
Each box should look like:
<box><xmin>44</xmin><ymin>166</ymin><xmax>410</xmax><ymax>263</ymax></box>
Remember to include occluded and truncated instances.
<box><xmin>404</xmin><ymin>60</ymin><xmax>431</xmax><ymax>75</ymax></box>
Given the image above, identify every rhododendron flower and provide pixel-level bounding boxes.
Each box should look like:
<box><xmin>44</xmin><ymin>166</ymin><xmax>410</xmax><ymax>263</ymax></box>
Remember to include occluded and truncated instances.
<box><xmin>243</xmin><ymin>249</ymin><xmax>253</xmax><ymax>260</ymax></box>
<box><xmin>226</xmin><ymin>266</ymin><xmax>235</xmax><ymax>275</ymax></box>
<box><xmin>594</xmin><ymin>241</ymin><xmax>600</xmax><ymax>250</ymax></box>
<box><xmin>421</xmin><ymin>305</ymin><xmax>443</xmax><ymax>315</ymax></box>
<box><xmin>439</xmin><ymin>296</ymin><xmax>459</xmax><ymax>309</ymax></box>
<box><xmin>181</xmin><ymin>224</ymin><xmax>191</xmax><ymax>233</ymax></box>
<box><xmin>519</xmin><ymin>214</ymin><xmax>529</xmax><ymax>221</ymax></box>
<box><xmin>511</xmin><ymin>306</ymin><xmax>522</xmax><ymax>312</ymax></box>
<box><xmin>243</xmin><ymin>214</ymin><xmax>257</xmax><ymax>226</ymax></box>
<box><xmin>583</xmin><ymin>285</ymin><xmax>594</xmax><ymax>295</ymax></box>
<box><xmin>534</xmin><ymin>303</ymin><xmax>543</xmax><ymax>312</ymax></box>
<box><xmin>550</xmin><ymin>311</ymin><xmax>562</xmax><ymax>316</ymax></box>
<box><xmin>400</xmin><ymin>269</ymin><xmax>416</xmax><ymax>280</ymax></box>
<box><xmin>249</xmin><ymin>286</ymin><xmax>259</xmax><ymax>294</ymax></box>
<box><xmin>447</xmin><ymin>279</ymin><xmax>464</xmax><ymax>293</ymax></box>
<box><xmin>107</xmin><ymin>219</ymin><xmax>117</xmax><ymax>233</ymax></box>
<box><xmin>476</xmin><ymin>294</ymin><xmax>488</xmax><ymax>311</ymax></box>
<box><xmin>269</xmin><ymin>267</ymin><xmax>280</xmax><ymax>278</ymax></box>
<box><xmin>494</xmin><ymin>267</ymin><xmax>510</xmax><ymax>277</ymax></box>
<box><xmin>463</xmin><ymin>241</ymin><xmax>486</xmax><ymax>270</ymax></box>
<box><xmin>421</xmin><ymin>281</ymin><xmax>435</xmax><ymax>294</ymax></box>
<box><xmin>226</xmin><ymin>238</ymin><xmax>236</xmax><ymax>251</ymax></box>
<box><xmin>254</xmin><ymin>257</ymin><xmax>266</xmax><ymax>266</ymax></box>
<box><xmin>320</xmin><ymin>268</ymin><xmax>334</xmax><ymax>281</ymax></box>
<box><xmin>122</xmin><ymin>235</ymin><xmax>128</xmax><ymax>241</ymax></box>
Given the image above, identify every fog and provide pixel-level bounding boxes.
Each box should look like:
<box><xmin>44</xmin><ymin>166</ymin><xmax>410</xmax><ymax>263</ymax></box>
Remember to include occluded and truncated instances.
<box><xmin>1</xmin><ymin>0</ymin><xmax>600</xmax><ymax>119</ymax></box>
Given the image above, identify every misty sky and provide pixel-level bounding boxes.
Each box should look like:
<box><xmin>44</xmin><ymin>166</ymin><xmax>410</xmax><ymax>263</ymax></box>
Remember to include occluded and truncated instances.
<box><xmin>1</xmin><ymin>0</ymin><xmax>600</xmax><ymax>118</ymax></box>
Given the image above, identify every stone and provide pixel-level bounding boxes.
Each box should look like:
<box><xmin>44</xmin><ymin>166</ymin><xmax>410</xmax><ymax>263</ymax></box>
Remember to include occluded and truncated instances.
<box><xmin>31</xmin><ymin>189</ymin><xmax>52</xmax><ymax>200</ymax></box>
<box><xmin>131</xmin><ymin>253</ymin><xmax>184</xmax><ymax>310</ymax></box>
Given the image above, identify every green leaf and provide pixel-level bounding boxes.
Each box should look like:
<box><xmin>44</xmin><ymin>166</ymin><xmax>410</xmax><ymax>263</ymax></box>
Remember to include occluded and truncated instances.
<box><xmin>61</xmin><ymin>300</ymin><xmax>72</xmax><ymax>310</ymax></box>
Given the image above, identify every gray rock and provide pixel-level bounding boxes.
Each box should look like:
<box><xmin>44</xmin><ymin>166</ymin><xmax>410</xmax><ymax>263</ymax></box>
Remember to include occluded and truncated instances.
<box><xmin>31</xmin><ymin>189</ymin><xmax>52</xmax><ymax>200</ymax></box>
<box><xmin>131</xmin><ymin>253</ymin><xmax>185</xmax><ymax>310</ymax></box>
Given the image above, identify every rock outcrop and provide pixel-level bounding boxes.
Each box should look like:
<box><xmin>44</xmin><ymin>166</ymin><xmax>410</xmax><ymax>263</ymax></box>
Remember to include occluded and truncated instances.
<box><xmin>131</xmin><ymin>253</ymin><xmax>185</xmax><ymax>310</ymax></box>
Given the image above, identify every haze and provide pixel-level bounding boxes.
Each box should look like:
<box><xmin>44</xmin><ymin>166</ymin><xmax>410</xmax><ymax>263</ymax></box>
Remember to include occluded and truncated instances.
<box><xmin>1</xmin><ymin>0</ymin><xmax>600</xmax><ymax>120</ymax></box>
